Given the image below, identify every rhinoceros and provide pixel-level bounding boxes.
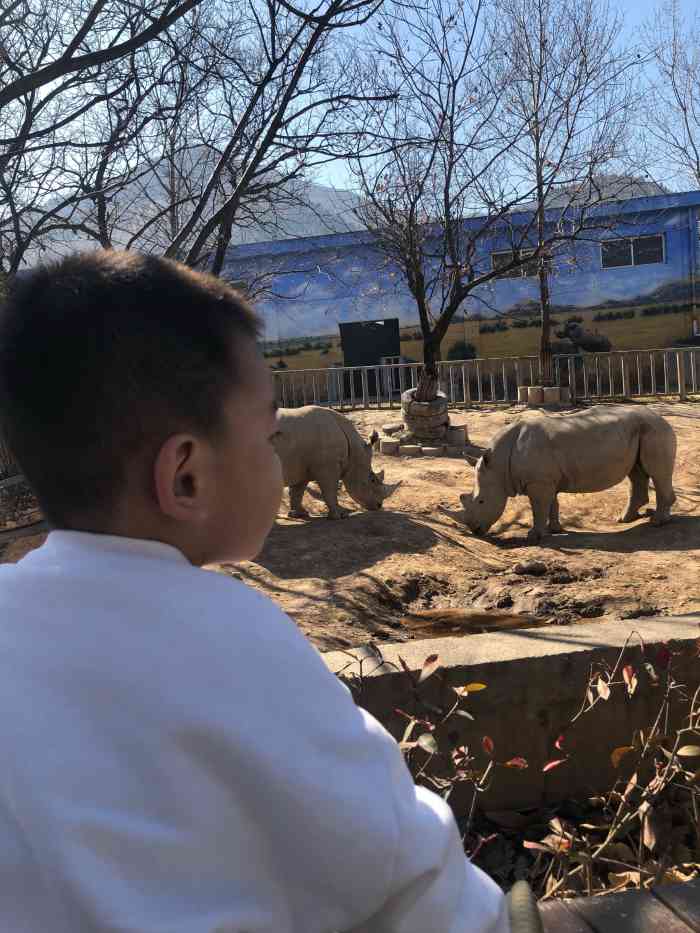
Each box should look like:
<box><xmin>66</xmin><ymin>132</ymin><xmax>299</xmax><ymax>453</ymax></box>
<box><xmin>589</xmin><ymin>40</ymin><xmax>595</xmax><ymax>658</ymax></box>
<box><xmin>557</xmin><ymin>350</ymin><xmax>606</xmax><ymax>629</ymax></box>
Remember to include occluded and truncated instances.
<box><xmin>460</xmin><ymin>405</ymin><xmax>676</xmax><ymax>543</ymax></box>
<box><xmin>272</xmin><ymin>406</ymin><xmax>400</xmax><ymax>519</ymax></box>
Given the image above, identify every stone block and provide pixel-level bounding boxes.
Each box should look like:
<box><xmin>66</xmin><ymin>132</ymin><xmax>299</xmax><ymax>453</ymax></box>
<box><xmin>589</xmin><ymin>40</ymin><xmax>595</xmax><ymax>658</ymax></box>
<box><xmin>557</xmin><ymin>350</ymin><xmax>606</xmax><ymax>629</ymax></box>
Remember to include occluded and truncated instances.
<box><xmin>542</xmin><ymin>386</ymin><xmax>561</xmax><ymax>404</ymax></box>
<box><xmin>446</xmin><ymin>425</ymin><xmax>467</xmax><ymax>447</ymax></box>
<box><xmin>382</xmin><ymin>423</ymin><xmax>403</xmax><ymax>436</ymax></box>
<box><xmin>379</xmin><ymin>438</ymin><xmax>400</xmax><ymax>455</ymax></box>
<box><xmin>399</xmin><ymin>445</ymin><xmax>422</xmax><ymax>457</ymax></box>
<box><xmin>527</xmin><ymin>386</ymin><xmax>544</xmax><ymax>405</ymax></box>
<box><xmin>560</xmin><ymin>387</ymin><xmax>572</xmax><ymax>404</ymax></box>
<box><xmin>517</xmin><ymin>386</ymin><xmax>529</xmax><ymax>403</ymax></box>
<box><xmin>446</xmin><ymin>446</ymin><xmax>465</xmax><ymax>457</ymax></box>
<box><xmin>422</xmin><ymin>446</ymin><xmax>445</xmax><ymax>457</ymax></box>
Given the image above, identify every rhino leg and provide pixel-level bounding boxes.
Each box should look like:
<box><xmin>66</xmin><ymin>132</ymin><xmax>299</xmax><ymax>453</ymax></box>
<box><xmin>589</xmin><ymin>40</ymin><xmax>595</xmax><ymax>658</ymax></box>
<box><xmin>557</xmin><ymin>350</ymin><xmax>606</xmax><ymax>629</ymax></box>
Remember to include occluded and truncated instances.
<box><xmin>526</xmin><ymin>483</ymin><xmax>555</xmax><ymax>544</ymax></box>
<box><xmin>649</xmin><ymin>473</ymin><xmax>675</xmax><ymax>526</ymax></box>
<box><xmin>639</xmin><ymin>425</ymin><xmax>676</xmax><ymax>525</ymax></box>
<box><xmin>548</xmin><ymin>496</ymin><xmax>563</xmax><ymax>533</ymax></box>
<box><xmin>288</xmin><ymin>482</ymin><xmax>310</xmax><ymax>519</ymax></box>
<box><xmin>317</xmin><ymin>470</ymin><xmax>351</xmax><ymax>520</ymax></box>
<box><xmin>618</xmin><ymin>463</ymin><xmax>649</xmax><ymax>523</ymax></box>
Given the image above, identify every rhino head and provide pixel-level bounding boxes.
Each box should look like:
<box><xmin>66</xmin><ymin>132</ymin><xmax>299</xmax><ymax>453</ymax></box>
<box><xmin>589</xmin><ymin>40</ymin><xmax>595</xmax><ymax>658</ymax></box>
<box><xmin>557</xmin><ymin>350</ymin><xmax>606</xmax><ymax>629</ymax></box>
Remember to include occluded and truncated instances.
<box><xmin>344</xmin><ymin>438</ymin><xmax>402</xmax><ymax>510</ymax></box>
<box><xmin>460</xmin><ymin>449</ymin><xmax>508</xmax><ymax>535</ymax></box>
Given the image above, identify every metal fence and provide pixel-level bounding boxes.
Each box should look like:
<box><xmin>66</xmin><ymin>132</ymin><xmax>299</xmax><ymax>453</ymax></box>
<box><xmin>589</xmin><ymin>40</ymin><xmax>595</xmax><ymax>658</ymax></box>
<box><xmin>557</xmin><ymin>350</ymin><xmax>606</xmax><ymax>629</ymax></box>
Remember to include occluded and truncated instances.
<box><xmin>272</xmin><ymin>347</ymin><xmax>700</xmax><ymax>409</ymax></box>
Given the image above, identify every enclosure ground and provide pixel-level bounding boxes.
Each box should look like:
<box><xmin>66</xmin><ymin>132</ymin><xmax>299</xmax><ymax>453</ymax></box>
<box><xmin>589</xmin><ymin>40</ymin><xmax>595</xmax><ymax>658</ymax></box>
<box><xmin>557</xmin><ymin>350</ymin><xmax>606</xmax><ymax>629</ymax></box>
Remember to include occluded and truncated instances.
<box><xmin>226</xmin><ymin>399</ymin><xmax>700</xmax><ymax>651</ymax></box>
<box><xmin>1</xmin><ymin>400</ymin><xmax>699</xmax><ymax>654</ymax></box>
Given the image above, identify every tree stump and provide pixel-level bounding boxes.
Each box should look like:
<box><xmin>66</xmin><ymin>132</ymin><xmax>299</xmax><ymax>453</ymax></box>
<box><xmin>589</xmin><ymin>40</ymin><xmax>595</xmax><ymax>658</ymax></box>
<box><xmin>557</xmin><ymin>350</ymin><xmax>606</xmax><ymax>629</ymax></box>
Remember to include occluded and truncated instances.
<box><xmin>401</xmin><ymin>388</ymin><xmax>449</xmax><ymax>442</ymax></box>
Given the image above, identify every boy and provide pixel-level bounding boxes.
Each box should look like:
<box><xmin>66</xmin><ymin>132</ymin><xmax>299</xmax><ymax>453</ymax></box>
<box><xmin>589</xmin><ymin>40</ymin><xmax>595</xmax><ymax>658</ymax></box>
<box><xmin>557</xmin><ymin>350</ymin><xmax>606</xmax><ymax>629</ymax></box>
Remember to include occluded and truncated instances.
<box><xmin>0</xmin><ymin>251</ymin><xmax>527</xmax><ymax>932</ymax></box>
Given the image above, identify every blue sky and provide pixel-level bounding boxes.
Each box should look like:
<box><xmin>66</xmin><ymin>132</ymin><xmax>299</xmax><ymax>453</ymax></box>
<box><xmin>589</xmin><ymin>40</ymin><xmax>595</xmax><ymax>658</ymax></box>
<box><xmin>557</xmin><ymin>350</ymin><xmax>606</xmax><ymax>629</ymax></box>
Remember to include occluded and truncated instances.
<box><xmin>315</xmin><ymin>0</ymin><xmax>698</xmax><ymax>192</ymax></box>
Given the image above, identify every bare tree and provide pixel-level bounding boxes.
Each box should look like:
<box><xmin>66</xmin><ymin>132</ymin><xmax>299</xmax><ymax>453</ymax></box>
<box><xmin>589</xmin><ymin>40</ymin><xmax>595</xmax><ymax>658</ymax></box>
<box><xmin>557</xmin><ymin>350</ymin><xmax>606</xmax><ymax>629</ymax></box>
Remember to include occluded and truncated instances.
<box><xmin>643</xmin><ymin>0</ymin><xmax>700</xmax><ymax>189</ymax></box>
<box><xmin>350</xmin><ymin>0</ymin><xmax>535</xmax><ymax>401</ymax></box>
<box><xmin>489</xmin><ymin>0</ymin><xmax>641</xmax><ymax>383</ymax></box>
<box><xmin>0</xmin><ymin>0</ymin><xmax>206</xmax><ymax>273</ymax></box>
<box><xmin>351</xmin><ymin>0</ymin><xmax>641</xmax><ymax>399</ymax></box>
<box><xmin>2</xmin><ymin>0</ymin><xmax>390</xmax><ymax>280</ymax></box>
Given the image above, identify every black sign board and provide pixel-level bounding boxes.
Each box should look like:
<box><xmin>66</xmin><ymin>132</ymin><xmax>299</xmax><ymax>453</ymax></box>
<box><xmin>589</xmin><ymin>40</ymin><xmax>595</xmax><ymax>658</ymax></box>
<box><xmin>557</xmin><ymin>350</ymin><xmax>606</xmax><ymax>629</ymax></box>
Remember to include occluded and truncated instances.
<box><xmin>338</xmin><ymin>318</ymin><xmax>401</xmax><ymax>398</ymax></box>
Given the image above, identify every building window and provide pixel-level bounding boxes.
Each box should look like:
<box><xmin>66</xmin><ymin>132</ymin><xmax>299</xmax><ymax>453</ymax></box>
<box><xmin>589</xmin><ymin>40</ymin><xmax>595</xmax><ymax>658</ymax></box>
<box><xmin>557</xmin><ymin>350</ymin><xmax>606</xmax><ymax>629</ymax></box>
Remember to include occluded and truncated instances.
<box><xmin>491</xmin><ymin>249</ymin><xmax>550</xmax><ymax>278</ymax></box>
<box><xmin>601</xmin><ymin>234</ymin><xmax>664</xmax><ymax>269</ymax></box>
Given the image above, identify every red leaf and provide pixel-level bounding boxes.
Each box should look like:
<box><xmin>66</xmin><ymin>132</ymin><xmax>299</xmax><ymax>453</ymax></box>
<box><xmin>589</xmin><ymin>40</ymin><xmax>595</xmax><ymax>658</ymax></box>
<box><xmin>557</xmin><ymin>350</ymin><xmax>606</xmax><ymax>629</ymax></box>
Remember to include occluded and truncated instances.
<box><xmin>504</xmin><ymin>756</ymin><xmax>528</xmax><ymax>770</ymax></box>
<box><xmin>555</xmin><ymin>733</ymin><xmax>565</xmax><ymax>751</ymax></box>
<box><xmin>523</xmin><ymin>840</ymin><xmax>552</xmax><ymax>852</ymax></box>
<box><xmin>655</xmin><ymin>644</ymin><xmax>671</xmax><ymax>670</ymax></box>
<box><xmin>418</xmin><ymin>654</ymin><xmax>440</xmax><ymax>684</ymax></box>
<box><xmin>482</xmin><ymin>735</ymin><xmax>495</xmax><ymax>756</ymax></box>
<box><xmin>543</xmin><ymin>758</ymin><xmax>568</xmax><ymax>773</ymax></box>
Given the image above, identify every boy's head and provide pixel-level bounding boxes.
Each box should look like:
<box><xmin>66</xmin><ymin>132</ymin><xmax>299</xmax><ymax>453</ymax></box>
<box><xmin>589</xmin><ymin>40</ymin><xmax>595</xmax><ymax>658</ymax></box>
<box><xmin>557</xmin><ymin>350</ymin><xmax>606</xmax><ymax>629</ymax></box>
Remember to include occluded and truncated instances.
<box><xmin>0</xmin><ymin>250</ymin><xmax>282</xmax><ymax>565</ymax></box>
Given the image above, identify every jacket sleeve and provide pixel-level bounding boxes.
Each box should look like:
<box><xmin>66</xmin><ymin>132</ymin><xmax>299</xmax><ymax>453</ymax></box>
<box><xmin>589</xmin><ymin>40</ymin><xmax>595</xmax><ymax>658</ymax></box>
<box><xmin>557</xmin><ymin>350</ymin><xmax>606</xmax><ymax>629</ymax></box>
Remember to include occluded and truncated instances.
<box><xmin>342</xmin><ymin>708</ymin><xmax>509</xmax><ymax>933</ymax></box>
<box><xmin>228</xmin><ymin>590</ymin><xmax>510</xmax><ymax>933</ymax></box>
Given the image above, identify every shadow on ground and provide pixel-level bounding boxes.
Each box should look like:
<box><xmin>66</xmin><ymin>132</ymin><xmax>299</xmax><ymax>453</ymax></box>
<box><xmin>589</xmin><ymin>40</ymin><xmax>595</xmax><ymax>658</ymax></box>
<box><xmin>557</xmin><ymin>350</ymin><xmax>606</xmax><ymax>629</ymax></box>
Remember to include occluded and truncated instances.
<box><xmin>250</xmin><ymin>508</ymin><xmax>438</xmax><ymax>580</ymax></box>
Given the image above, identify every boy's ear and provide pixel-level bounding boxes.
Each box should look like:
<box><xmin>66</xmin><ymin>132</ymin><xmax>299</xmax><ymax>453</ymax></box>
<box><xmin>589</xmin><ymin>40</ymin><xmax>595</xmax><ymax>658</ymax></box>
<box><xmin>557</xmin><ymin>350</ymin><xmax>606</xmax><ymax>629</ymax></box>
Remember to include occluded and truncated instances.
<box><xmin>153</xmin><ymin>433</ymin><xmax>209</xmax><ymax>521</ymax></box>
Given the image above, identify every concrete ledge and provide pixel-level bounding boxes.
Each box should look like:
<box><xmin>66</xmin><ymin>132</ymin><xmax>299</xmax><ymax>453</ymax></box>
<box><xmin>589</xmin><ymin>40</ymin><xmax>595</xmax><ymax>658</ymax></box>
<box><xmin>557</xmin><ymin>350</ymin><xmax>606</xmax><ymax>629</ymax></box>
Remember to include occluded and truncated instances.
<box><xmin>324</xmin><ymin>617</ymin><xmax>700</xmax><ymax>811</ymax></box>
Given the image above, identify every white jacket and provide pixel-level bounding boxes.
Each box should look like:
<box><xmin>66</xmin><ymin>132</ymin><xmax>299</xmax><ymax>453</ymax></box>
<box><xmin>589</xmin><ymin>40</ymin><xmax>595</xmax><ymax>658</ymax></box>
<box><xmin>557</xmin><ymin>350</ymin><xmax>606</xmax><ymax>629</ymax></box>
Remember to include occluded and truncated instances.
<box><xmin>0</xmin><ymin>531</ymin><xmax>508</xmax><ymax>933</ymax></box>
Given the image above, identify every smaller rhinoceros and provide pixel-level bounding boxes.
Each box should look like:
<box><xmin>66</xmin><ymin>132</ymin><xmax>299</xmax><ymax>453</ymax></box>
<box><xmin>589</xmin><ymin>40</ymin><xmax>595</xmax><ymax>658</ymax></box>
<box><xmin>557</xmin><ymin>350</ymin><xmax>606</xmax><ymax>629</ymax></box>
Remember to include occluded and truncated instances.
<box><xmin>272</xmin><ymin>406</ymin><xmax>400</xmax><ymax>519</ymax></box>
<box><xmin>460</xmin><ymin>405</ymin><xmax>676</xmax><ymax>543</ymax></box>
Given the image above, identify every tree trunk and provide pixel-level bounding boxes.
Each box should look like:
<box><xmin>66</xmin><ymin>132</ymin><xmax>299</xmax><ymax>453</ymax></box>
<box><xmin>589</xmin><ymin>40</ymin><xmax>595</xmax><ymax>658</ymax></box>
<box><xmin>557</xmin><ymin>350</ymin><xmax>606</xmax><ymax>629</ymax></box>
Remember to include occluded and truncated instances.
<box><xmin>415</xmin><ymin>337</ymin><xmax>441</xmax><ymax>401</ymax></box>
<box><xmin>538</xmin><ymin>261</ymin><xmax>553</xmax><ymax>385</ymax></box>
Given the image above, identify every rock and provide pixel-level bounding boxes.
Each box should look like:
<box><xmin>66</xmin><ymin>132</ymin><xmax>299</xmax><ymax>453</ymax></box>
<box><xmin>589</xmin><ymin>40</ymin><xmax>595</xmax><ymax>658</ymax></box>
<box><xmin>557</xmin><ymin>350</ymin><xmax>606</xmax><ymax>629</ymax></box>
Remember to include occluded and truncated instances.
<box><xmin>399</xmin><ymin>445</ymin><xmax>422</xmax><ymax>457</ymax></box>
<box><xmin>446</xmin><ymin>425</ymin><xmax>467</xmax><ymax>446</ymax></box>
<box><xmin>550</xmin><ymin>572</ymin><xmax>575</xmax><ymax>585</ymax></box>
<box><xmin>542</xmin><ymin>386</ymin><xmax>561</xmax><ymax>404</ymax></box>
<box><xmin>527</xmin><ymin>386</ymin><xmax>544</xmax><ymax>405</ymax></box>
<box><xmin>382</xmin><ymin>423</ymin><xmax>404</xmax><ymax>435</ymax></box>
<box><xmin>379</xmin><ymin>438</ymin><xmax>400</xmax><ymax>455</ymax></box>
<box><xmin>496</xmin><ymin>594</ymin><xmax>514</xmax><ymax>609</ymax></box>
<box><xmin>517</xmin><ymin>386</ymin><xmax>529</xmax><ymax>403</ymax></box>
<box><xmin>513</xmin><ymin>560</ymin><xmax>549</xmax><ymax>577</ymax></box>
<box><xmin>422</xmin><ymin>446</ymin><xmax>445</xmax><ymax>457</ymax></box>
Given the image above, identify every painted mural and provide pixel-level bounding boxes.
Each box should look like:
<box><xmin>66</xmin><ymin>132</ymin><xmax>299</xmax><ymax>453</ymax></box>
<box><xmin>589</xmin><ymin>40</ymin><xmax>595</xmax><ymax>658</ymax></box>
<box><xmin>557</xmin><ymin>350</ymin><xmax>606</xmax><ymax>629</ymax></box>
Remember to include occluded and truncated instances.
<box><xmin>221</xmin><ymin>193</ymin><xmax>700</xmax><ymax>341</ymax></box>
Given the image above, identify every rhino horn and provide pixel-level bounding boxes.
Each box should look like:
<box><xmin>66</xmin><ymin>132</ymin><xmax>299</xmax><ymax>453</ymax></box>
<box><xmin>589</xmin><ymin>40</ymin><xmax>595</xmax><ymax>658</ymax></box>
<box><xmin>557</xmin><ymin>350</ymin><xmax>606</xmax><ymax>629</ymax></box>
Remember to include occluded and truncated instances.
<box><xmin>376</xmin><ymin>469</ymin><xmax>385</xmax><ymax>482</ymax></box>
<box><xmin>382</xmin><ymin>480</ymin><xmax>402</xmax><ymax>499</ymax></box>
<box><xmin>369</xmin><ymin>430</ymin><xmax>379</xmax><ymax>447</ymax></box>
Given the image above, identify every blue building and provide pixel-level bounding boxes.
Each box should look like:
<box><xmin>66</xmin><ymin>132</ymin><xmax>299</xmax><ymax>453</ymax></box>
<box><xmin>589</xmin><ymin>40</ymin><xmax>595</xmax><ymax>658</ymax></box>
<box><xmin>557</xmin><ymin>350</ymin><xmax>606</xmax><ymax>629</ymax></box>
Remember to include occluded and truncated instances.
<box><xmin>222</xmin><ymin>189</ymin><xmax>700</xmax><ymax>341</ymax></box>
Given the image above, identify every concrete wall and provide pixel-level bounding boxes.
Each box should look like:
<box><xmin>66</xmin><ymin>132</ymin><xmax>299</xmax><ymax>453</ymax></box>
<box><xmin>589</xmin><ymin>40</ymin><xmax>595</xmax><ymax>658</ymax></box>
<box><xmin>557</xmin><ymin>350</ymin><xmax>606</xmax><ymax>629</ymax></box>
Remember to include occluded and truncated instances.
<box><xmin>323</xmin><ymin>617</ymin><xmax>700</xmax><ymax>813</ymax></box>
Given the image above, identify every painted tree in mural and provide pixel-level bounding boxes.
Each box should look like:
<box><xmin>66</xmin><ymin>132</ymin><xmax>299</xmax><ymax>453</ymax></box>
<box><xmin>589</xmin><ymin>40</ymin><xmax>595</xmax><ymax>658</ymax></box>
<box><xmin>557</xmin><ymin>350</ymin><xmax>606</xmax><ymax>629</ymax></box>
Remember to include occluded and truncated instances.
<box><xmin>488</xmin><ymin>0</ymin><xmax>640</xmax><ymax>383</ymax></box>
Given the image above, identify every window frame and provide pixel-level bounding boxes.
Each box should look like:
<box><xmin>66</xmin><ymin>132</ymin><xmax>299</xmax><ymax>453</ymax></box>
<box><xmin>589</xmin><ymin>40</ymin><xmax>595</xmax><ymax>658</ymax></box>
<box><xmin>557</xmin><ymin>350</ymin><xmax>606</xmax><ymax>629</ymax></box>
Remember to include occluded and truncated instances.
<box><xmin>600</xmin><ymin>234</ymin><xmax>665</xmax><ymax>271</ymax></box>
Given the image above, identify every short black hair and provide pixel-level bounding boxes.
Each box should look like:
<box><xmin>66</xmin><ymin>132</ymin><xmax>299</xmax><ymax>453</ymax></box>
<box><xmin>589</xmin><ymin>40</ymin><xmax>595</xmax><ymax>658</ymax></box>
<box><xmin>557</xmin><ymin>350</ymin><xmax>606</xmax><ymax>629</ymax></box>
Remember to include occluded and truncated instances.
<box><xmin>0</xmin><ymin>250</ymin><xmax>259</xmax><ymax>527</ymax></box>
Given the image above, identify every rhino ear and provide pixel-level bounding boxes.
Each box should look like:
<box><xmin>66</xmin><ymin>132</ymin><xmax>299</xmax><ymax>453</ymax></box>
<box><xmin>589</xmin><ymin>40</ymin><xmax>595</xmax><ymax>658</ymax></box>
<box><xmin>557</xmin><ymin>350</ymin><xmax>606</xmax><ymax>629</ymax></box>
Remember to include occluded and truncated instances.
<box><xmin>482</xmin><ymin>450</ymin><xmax>491</xmax><ymax>468</ymax></box>
<box><xmin>464</xmin><ymin>452</ymin><xmax>479</xmax><ymax>466</ymax></box>
<box><xmin>369</xmin><ymin>430</ymin><xmax>379</xmax><ymax>448</ymax></box>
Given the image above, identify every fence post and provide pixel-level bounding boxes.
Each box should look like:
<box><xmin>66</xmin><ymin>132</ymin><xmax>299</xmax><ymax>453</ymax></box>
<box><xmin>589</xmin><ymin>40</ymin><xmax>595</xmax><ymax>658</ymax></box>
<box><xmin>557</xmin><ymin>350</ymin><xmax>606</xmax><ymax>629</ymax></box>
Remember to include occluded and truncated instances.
<box><xmin>621</xmin><ymin>355</ymin><xmax>630</xmax><ymax>398</ymax></box>
<box><xmin>567</xmin><ymin>357</ymin><xmax>576</xmax><ymax>401</ymax></box>
<box><xmin>677</xmin><ymin>351</ymin><xmax>687</xmax><ymax>400</ymax></box>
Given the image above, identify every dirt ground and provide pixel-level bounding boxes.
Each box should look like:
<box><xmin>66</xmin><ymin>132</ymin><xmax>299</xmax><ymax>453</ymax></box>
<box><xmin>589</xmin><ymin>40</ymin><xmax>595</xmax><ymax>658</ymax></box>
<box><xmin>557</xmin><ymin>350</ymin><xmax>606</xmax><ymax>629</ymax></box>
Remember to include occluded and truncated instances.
<box><xmin>2</xmin><ymin>399</ymin><xmax>700</xmax><ymax>653</ymax></box>
<box><xmin>224</xmin><ymin>399</ymin><xmax>700</xmax><ymax>651</ymax></box>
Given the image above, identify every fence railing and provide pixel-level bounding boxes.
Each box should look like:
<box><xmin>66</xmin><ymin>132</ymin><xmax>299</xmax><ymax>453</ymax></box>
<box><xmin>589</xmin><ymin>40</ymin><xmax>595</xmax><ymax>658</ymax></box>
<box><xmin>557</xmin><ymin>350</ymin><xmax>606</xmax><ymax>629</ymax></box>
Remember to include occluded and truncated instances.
<box><xmin>272</xmin><ymin>347</ymin><xmax>700</xmax><ymax>410</ymax></box>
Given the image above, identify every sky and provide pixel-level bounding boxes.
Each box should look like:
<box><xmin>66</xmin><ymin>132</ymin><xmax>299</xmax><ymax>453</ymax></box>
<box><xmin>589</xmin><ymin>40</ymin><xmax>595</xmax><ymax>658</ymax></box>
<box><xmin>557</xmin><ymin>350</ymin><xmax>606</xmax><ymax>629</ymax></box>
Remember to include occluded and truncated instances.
<box><xmin>314</xmin><ymin>0</ymin><xmax>698</xmax><ymax>193</ymax></box>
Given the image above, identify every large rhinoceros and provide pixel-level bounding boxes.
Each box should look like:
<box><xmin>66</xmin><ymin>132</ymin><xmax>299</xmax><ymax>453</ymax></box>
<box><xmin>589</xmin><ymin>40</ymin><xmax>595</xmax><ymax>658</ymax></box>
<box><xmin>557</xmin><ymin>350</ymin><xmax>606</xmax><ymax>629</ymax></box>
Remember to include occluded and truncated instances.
<box><xmin>460</xmin><ymin>405</ymin><xmax>676</xmax><ymax>543</ymax></box>
<box><xmin>272</xmin><ymin>406</ymin><xmax>400</xmax><ymax>519</ymax></box>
